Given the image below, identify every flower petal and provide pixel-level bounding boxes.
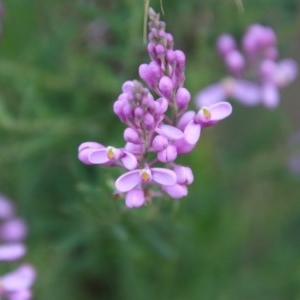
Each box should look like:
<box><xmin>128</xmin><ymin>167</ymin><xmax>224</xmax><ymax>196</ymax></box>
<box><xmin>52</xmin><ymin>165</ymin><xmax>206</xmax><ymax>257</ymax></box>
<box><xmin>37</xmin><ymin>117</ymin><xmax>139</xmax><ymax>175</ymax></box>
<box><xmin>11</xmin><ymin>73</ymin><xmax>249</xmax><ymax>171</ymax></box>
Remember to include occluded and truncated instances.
<box><xmin>274</xmin><ymin>59</ymin><xmax>298</xmax><ymax>87</ymax></box>
<box><xmin>195</xmin><ymin>83</ymin><xmax>226</xmax><ymax>107</ymax></box>
<box><xmin>151</xmin><ymin>168</ymin><xmax>176</xmax><ymax>186</ymax></box>
<box><xmin>115</xmin><ymin>170</ymin><xmax>141</xmax><ymax>193</ymax></box>
<box><xmin>0</xmin><ymin>196</ymin><xmax>14</xmax><ymax>219</ymax></box>
<box><xmin>88</xmin><ymin>148</ymin><xmax>111</xmax><ymax>164</ymax></box>
<box><xmin>121</xmin><ymin>151</ymin><xmax>138</xmax><ymax>170</ymax></box>
<box><xmin>209</xmin><ymin>102</ymin><xmax>233</xmax><ymax>121</ymax></box>
<box><xmin>0</xmin><ymin>244</ymin><xmax>26</xmax><ymax>261</ymax></box>
<box><xmin>78</xmin><ymin>141</ymin><xmax>104</xmax><ymax>152</ymax></box>
<box><xmin>232</xmin><ymin>79</ymin><xmax>261</xmax><ymax>105</ymax></box>
<box><xmin>155</xmin><ymin>124</ymin><xmax>184</xmax><ymax>141</ymax></box>
<box><xmin>174</xmin><ymin>165</ymin><xmax>194</xmax><ymax>185</ymax></box>
<box><xmin>157</xmin><ymin>145</ymin><xmax>177</xmax><ymax>163</ymax></box>
<box><xmin>177</xmin><ymin>111</ymin><xmax>196</xmax><ymax>131</ymax></box>
<box><xmin>125</xmin><ymin>189</ymin><xmax>145</xmax><ymax>208</ymax></box>
<box><xmin>261</xmin><ymin>84</ymin><xmax>279</xmax><ymax>108</ymax></box>
<box><xmin>183</xmin><ymin>121</ymin><xmax>201</xmax><ymax>145</ymax></box>
<box><xmin>0</xmin><ymin>218</ymin><xmax>27</xmax><ymax>242</ymax></box>
<box><xmin>8</xmin><ymin>289</ymin><xmax>32</xmax><ymax>300</ymax></box>
<box><xmin>162</xmin><ymin>184</ymin><xmax>188</xmax><ymax>199</ymax></box>
<box><xmin>1</xmin><ymin>264</ymin><xmax>36</xmax><ymax>292</ymax></box>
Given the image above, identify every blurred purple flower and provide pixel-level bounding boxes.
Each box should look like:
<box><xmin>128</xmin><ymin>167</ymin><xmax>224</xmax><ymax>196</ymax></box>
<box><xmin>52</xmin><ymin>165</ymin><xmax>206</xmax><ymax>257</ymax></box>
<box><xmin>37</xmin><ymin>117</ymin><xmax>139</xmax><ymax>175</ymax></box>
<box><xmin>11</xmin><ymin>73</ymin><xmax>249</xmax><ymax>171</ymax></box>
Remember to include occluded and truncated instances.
<box><xmin>196</xmin><ymin>23</ymin><xmax>298</xmax><ymax>109</ymax></box>
<box><xmin>0</xmin><ymin>264</ymin><xmax>36</xmax><ymax>300</ymax></box>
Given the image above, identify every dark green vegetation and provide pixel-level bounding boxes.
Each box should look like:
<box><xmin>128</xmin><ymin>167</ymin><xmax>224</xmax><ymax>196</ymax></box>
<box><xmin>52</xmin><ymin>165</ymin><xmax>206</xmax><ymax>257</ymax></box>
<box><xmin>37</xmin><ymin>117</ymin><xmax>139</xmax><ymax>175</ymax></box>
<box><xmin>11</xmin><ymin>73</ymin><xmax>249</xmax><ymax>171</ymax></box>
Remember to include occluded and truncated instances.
<box><xmin>0</xmin><ymin>0</ymin><xmax>299</xmax><ymax>299</ymax></box>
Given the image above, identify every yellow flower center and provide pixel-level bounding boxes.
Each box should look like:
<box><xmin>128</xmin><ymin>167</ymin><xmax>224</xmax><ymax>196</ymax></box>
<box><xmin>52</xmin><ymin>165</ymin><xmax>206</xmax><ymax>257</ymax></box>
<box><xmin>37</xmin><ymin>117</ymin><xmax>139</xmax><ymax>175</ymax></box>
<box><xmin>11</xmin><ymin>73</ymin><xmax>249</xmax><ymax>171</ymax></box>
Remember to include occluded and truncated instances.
<box><xmin>141</xmin><ymin>169</ymin><xmax>151</xmax><ymax>182</ymax></box>
<box><xmin>202</xmin><ymin>108</ymin><xmax>211</xmax><ymax>119</ymax></box>
<box><xmin>107</xmin><ymin>147</ymin><xmax>115</xmax><ymax>159</ymax></box>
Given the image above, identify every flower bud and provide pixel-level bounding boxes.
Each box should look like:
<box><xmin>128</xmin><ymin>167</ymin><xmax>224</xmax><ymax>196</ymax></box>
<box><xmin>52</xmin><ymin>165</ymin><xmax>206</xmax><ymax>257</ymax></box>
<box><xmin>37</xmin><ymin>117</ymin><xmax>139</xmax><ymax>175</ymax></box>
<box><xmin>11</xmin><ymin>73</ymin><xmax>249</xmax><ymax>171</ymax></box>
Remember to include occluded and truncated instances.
<box><xmin>176</xmin><ymin>87</ymin><xmax>191</xmax><ymax>109</ymax></box>
<box><xmin>123</xmin><ymin>128</ymin><xmax>140</xmax><ymax>144</ymax></box>
<box><xmin>217</xmin><ymin>34</ymin><xmax>236</xmax><ymax>56</ymax></box>
<box><xmin>152</xmin><ymin>135</ymin><xmax>168</xmax><ymax>152</ymax></box>
<box><xmin>157</xmin><ymin>145</ymin><xmax>177</xmax><ymax>162</ymax></box>
<box><xmin>158</xmin><ymin>76</ymin><xmax>174</xmax><ymax>98</ymax></box>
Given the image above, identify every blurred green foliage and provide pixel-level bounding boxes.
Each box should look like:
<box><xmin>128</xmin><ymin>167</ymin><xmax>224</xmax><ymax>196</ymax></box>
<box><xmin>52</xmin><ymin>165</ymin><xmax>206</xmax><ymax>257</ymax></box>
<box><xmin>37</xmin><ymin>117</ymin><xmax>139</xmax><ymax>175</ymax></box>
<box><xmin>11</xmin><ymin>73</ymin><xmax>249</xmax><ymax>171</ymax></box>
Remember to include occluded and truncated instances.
<box><xmin>0</xmin><ymin>0</ymin><xmax>300</xmax><ymax>299</ymax></box>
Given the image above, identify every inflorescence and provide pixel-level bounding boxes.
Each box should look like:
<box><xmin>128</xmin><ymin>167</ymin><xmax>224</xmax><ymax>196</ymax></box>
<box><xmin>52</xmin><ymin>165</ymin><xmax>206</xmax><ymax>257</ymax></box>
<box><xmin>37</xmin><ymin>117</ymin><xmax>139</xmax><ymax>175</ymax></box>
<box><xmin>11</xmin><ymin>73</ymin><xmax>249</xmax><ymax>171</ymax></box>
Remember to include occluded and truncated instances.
<box><xmin>196</xmin><ymin>24</ymin><xmax>298</xmax><ymax>109</ymax></box>
<box><xmin>0</xmin><ymin>195</ymin><xmax>36</xmax><ymax>299</ymax></box>
<box><xmin>78</xmin><ymin>8</ymin><xmax>232</xmax><ymax>208</ymax></box>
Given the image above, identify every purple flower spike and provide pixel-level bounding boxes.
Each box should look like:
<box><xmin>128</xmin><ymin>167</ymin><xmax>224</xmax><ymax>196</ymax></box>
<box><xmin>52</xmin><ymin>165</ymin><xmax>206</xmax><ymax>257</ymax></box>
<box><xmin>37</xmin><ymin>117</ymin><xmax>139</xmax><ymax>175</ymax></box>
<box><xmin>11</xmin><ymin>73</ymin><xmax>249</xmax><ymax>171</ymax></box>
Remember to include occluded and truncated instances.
<box><xmin>125</xmin><ymin>189</ymin><xmax>145</xmax><ymax>208</ymax></box>
<box><xmin>0</xmin><ymin>244</ymin><xmax>26</xmax><ymax>261</ymax></box>
<box><xmin>197</xmin><ymin>23</ymin><xmax>298</xmax><ymax>109</ymax></box>
<box><xmin>78</xmin><ymin>8</ymin><xmax>234</xmax><ymax>207</ymax></box>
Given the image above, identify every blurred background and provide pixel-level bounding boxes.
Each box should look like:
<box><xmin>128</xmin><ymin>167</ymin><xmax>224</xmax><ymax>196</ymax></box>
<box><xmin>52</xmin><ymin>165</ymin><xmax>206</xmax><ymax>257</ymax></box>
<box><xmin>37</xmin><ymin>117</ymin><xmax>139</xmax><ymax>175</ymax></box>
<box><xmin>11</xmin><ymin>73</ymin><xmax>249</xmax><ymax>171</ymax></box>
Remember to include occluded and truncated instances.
<box><xmin>0</xmin><ymin>0</ymin><xmax>300</xmax><ymax>299</ymax></box>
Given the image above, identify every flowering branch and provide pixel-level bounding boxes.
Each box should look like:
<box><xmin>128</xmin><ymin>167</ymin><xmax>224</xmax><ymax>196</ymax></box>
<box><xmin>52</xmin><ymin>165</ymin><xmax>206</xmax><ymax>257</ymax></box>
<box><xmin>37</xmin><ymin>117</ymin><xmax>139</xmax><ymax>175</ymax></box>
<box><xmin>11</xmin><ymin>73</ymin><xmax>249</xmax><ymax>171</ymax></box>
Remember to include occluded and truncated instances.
<box><xmin>78</xmin><ymin>8</ymin><xmax>232</xmax><ymax>208</ymax></box>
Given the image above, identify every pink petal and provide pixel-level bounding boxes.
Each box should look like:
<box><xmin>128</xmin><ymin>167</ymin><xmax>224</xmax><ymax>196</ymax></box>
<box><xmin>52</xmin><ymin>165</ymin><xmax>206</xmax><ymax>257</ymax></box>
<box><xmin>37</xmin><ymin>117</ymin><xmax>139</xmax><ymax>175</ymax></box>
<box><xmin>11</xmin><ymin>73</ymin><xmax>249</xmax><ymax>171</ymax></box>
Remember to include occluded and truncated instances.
<box><xmin>88</xmin><ymin>148</ymin><xmax>111</xmax><ymax>164</ymax></box>
<box><xmin>183</xmin><ymin>121</ymin><xmax>201</xmax><ymax>145</ymax></box>
<box><xmin>174</xmin><ymin>165</ymin><xmax>194</xmax><ymax>185</ymax></box>
<box><xmin>175</xmin><ymin>139</ymin><xmax>196</xmax><ymax>154</ymax></box>
<box><xmin>274</xmin><ymin>59</ymin><xmax>298</xmax><ymax>87</ymax></box>
<box><xmin>0</xmin><ymin>218</ymin><xmax>27</xmax><ymax>242</ymax></box>
<box><xmin>0</xmin><ymin>196</ymin><xmax>14</xmax><ymax>219</ymax></box>
<box><xmin>115</xmin><ymin>170</ymin><xmax>141</xmax><ymax>193</ymax></box>
<box><xmin>155</xmin><ymin>124</ymin><xmax>184</xmax><ymax>141</ymax></box>
<box><xmin>121</xmin><ymin>151</ymin><xmax>138</xmax><ymax>170</ymax></box>
<box><xmin>195</xmin><ymin>83</ymin><xmax>226</xmax><ymax>107</ymax></box>
<box><xmin>151</xmin><ymin>168</ymin><xmax>176</xmax><ymax>186</ymax></box>
<box><xmin>177</xmin><ymin>111</ymin><xmax>196</xmax><ymax>131</ymax></box>
<box><xmin>125</xmin><ymin>189</ymin><xmax>145</xmax><ymax>208</ymax></box>
<box><xmin>0</xmin><ymin>244</ymin><xmax>26</xmax><ymax>261</ymax></box>
<box><xmin>125</xmin><ymin>142</ymin><xmax>143</xmax><ymax>155</ymax></box>
<box><xmin>8</xmin><ymin>289</ymin><xmax>32</xmax><ymax>300</ymax></box>
<box><xmin>162</xmin><ymin>184</ymin><xmax>188</xmax><ymax>199</ymax></box>
<box><xmin>261</xmin><ymin>84</ymin><xmax>279</xmax><ymax>108</ymax></box>
<box><xmin>232</xmin><ymin>79</ymin><xmax>261</xmax><ymax>105</ymax></box>
<box><xmin>209</xmin><ymin>102</ymin><xmax>233</xmax><ymax>121</ymax></box>
<box><xmin>2</xmin><ymin>264</ymin><xmax>36</xmax><ymax>292</ymax></box>
<box><xmin>78</xmin><ymin>141</ymin><xmax>103</xmax><ymax>152</ymax></box>
<box><xmin>157</xmin><ymin>145</ymin><xmax>177</xmax><ymax>163</ymax></box>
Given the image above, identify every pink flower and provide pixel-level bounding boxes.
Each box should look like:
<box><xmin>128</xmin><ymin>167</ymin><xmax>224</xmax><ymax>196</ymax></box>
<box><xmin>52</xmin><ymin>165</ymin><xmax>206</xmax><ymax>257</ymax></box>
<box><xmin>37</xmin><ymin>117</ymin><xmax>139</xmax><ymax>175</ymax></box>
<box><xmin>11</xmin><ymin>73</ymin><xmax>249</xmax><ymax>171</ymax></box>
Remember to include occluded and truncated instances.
<box><xmin>115</xmin><ymin>167</ymin><xmax>176</xmax><ymax>193</ymax></box>
<box><xmin>78</xmin><ymin>142</ymin><xmax>137</xmax><ymax>170</ymax></box>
